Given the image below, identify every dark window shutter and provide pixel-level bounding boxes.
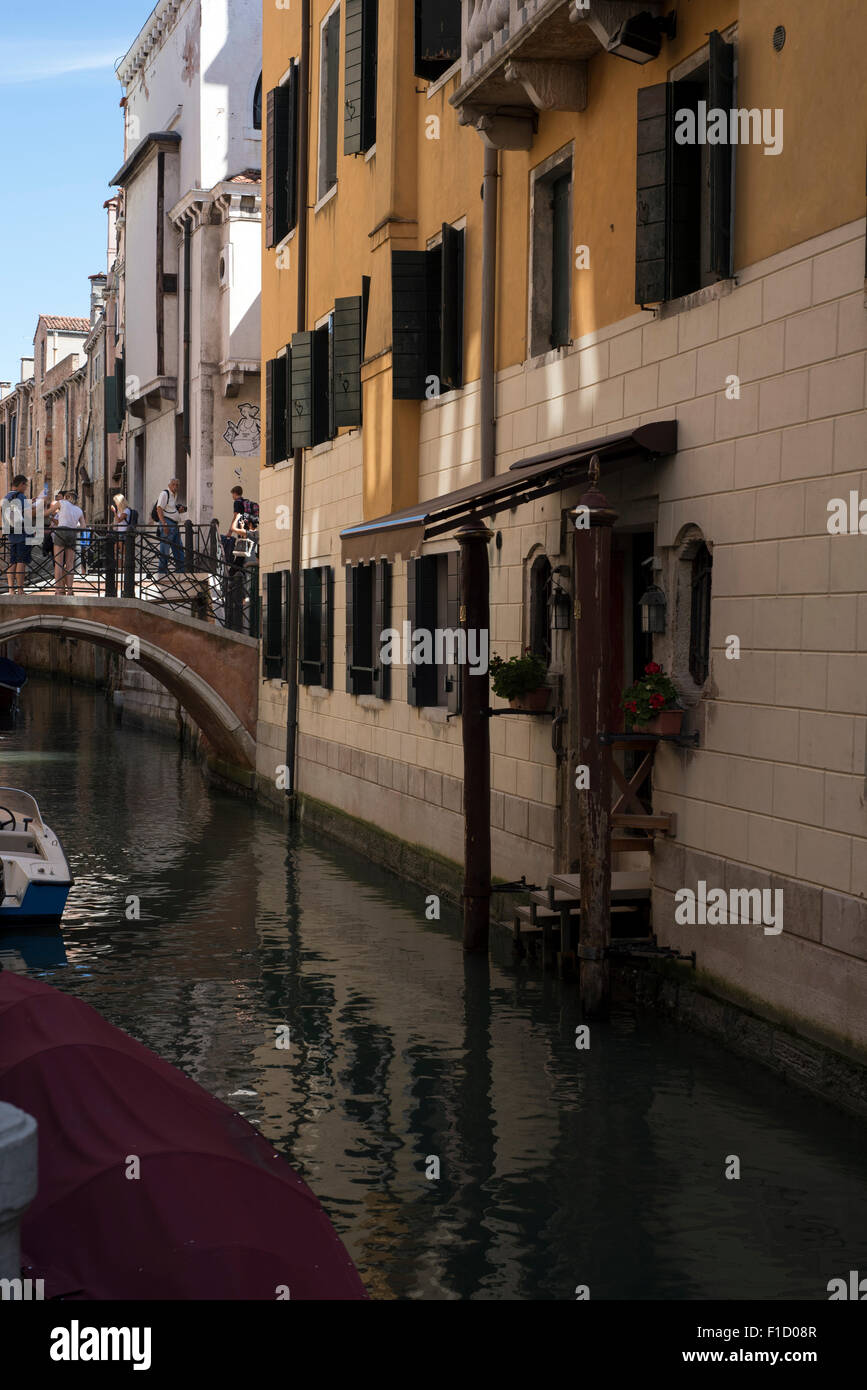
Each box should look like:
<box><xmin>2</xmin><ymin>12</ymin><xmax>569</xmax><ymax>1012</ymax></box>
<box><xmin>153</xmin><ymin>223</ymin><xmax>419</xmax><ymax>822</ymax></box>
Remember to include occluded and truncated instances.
<box><xmin>440</xmin><ymin>223</ymin><xmax>464</xmax><ymax>392</ymax></box>
<box><xmin>300</xmin><ymin>568</ymin><xmax>318</xmax><ymax>685</ymax></box>
<box><xmin>0</xmin><ymin>422</ymin><xmax>5</xmax><ymax>463</ymax></box>
<box><xmin>320</xmin><ymin>566</ymin><xmax>334</xmax><ymax>689</ymax></box>
<box><xmin>392</xmin><ymin>251</ymin><xmax>430</xmax><ymax>400</ymax></box>
<box><xmin>635</xmin><ymin>83</ymin><xmax>670</xmax><ymax>306</ymax></box>
<box><xmin>551</xmin><ymin>174</ymin><xmax>571</xmax><ymax>347</ymax></box>
<box><xmin>406</xmin><ymin>557</ymin><xmax>420</xmax><ymax>705</ymax></box>
<box><xmin>282</xmin><ymin>570</ymin><xmax>291</xmax><ymax>681</ymax></box>
<box><xmin>265</xmin><ymin>358</ymin><xmax>274</xmax><ymax>466</ymax></box>
<box><xmin>275</xmin><ymin>351</ymin><xmax>290</xmax><ymax>462</ymax></box>
<box><xmin>104</xmin><ymin>375</ymin><xmax>120</xmax><ymax>435</ymax></box>
<box><xmin>291</xmin><ymin>331</ymin><xmax>328</xmax><ymax>448</ymax></box>
<box><xmin>265</xmin><ymin>88</ymin><xmax>277</xmax><ymax>247</ymax></box>
<box><xmin>414</xmin><ymin>0</ymin><xmax>460</xmax><ymax>81</ymax></box>
<box><xmin>344</xmin><ymin>0</ymin><xmax>364</xmax><ymax>155</ymax></box>
<box><xmin>264</xmin><ymin>570</ymin><xmax>285</xmax><ymax>678</ymax></box>
<box><xmin>362</xmin><ymin>0</ymin><xmax>378</xmax><ymax>152</ymax></box>
<box><xmin>284</xmin><ymin>65</ymin><xmax>299</xmax><ymax>235</ymax></box>
<box><xmin>373</xmin><ymin>560</ymin><xmax>391</xmax><ymax>700</ymax></box>
<box><xmin>709</xmin><ymin>31</ymin><xmax>734</xmax><ymax>281</ymax></box>
<box><xmin>115</xmin><ymin>352</ymin><xmax>125</xmax><ymax>418</ymax></box>
<box><xmin>345</xmin><ymin>563</ymin><xmax>357</xmax><ymax>693</ymax></box>
<box><xmin>333</xmin><ymin>296</ymin><xmax>363</xmax><ymax>428</ymax></box>
<box><xmin>446</xmin><ymin>550</ymin><xmax>462</xmax><ymax>715</ymax></box>
<box><xmin>668</xmin><ymin>81</ymin><xmax>702</xmax><ymax>300</ymax></box>
<box><xmin>267</xmin><ymin>75</ymin><xmax>298</xmax><ymax>248</ymax></box>
<box><xmin>410</xmin><ymin>555</ymin><xmax>439</xmax><ymax>707</ymax></box>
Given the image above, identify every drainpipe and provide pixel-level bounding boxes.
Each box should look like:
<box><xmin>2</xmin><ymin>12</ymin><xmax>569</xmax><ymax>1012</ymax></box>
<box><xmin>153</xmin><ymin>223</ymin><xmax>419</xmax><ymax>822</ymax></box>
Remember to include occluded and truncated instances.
<box><xmin>480</xmin><ymin>145</ymin><xmax>499</xmax><ymax>480</ymax></box>
<box><xmin>284</xmin><ymin>0</ymin><xmax>310</xmax><ymax>815</ymax></box>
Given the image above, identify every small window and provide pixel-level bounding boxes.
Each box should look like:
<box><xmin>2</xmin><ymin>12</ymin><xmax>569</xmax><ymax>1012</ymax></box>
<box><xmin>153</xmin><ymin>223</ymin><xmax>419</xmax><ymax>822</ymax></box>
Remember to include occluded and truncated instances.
<box><xmin>9</xmin><ymin>414</ymin><xmax>17</xmax><ymax>458</ymax></box>
<box><xmin>346</xmin><ymin>560</ymin><xmax>391</xmax><ymax>698</ymax></box>
<box><xmin>301</xmin><ymin>566</ymin><xmax>334</xmax><ymax>687</ymax></box>
<box><xmin>414</xmin><ymin>0</ymin><xmax>460</xmax><ymax>81</ymax></box>
<box><xmin>392</xmin><ymin>223</ymin><xmax>464</xmax><ymax>399</ymax></box>
<box><xmin>317</xmin><ymin>4</ymin><xmax>341</xmax><ymax>202</ymax></box>
<box><xmin>265</xmin><ymin>68</ymin><xmax>299</xmax><ymax>248</ymax></box>
<box><xmin>689</xmin><ymin>543</ymin><xmax>713</xmax><ymax>686</ymax></box>
<box><xmin>406</xmin><ymin>553</ymin><xmax>460</xmax><ymax>710</ymax></box>
<box><xmin>253</xmin><ymin>73</ymin><xmax>262</xmax><ymax>131</ymax></box>
<box><xmin>529</xmin><ymin>153</ymin><xmax>572</xmax><ymax>356</ymax></box>
<box><xmin>529</xmin><ymin>555</ymin><xmax>552</xmax><ymax>667</ymax></box>
<box><xmin>264</xmin><ymin>570</ymin><xmax>289</xmax><ymax>680</ymax></box>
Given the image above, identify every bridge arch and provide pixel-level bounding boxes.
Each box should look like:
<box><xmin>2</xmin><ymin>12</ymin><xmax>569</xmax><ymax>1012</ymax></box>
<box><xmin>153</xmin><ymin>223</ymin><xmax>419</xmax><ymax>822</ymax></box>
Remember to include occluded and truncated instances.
<box><xmin>0</xmin><ymin>599</ymin><xmax>258</xmax><ymax>775</ymax></box>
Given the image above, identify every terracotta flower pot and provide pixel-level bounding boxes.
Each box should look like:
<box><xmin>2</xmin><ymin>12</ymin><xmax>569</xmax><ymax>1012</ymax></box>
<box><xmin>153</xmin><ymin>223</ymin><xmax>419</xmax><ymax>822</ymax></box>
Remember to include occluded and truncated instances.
<box><xmin>648</xmin><ymin>708</ymin><xmax>684</xmax><ymax>736</ymax></box>
<box><xmin>509</xmin><ymin>686</ymin><xmax>551</xmax><ymax>712</ymax></box>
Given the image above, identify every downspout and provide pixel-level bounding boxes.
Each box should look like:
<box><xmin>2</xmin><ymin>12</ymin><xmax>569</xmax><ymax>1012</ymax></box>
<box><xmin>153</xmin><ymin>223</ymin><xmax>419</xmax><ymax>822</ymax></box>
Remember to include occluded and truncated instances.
<box><xmin>480</xmin><ymin>145</ymin><xmax>499</xmax><ymax>480</ymax></box>
<box><xmin>285</xmin><ymin>0</ymin><xmax>310</xmax><ymax>815</ymax></box>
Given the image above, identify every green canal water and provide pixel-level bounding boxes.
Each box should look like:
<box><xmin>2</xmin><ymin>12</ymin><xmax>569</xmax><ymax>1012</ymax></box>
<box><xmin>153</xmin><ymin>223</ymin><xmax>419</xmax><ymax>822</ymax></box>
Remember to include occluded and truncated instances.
<box><xmin>2</xmin><ymin>677</ymin><xmax>865</xmax><ymax>1300</ymax></box>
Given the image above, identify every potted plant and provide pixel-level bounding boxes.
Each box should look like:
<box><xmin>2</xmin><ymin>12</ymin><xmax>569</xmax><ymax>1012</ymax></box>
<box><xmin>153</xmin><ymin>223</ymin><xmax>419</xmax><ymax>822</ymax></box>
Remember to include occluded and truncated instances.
<box><xmin>490</xmin><ymin>649</ymin><xmax>550</xmax><ymax>711</ymax></box>
<box><xmin>621</xmin><ymin>662</ymin><xmax>683</xmax><ymax>735</ymax></box>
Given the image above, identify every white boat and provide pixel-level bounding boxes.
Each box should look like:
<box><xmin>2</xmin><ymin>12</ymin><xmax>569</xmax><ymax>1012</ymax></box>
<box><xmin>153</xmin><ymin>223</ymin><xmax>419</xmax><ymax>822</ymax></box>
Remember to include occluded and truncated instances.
<box><xmin>0</xmin><ymin>790</ymin><xmax>73</xmax><ymax>927</ymax></box>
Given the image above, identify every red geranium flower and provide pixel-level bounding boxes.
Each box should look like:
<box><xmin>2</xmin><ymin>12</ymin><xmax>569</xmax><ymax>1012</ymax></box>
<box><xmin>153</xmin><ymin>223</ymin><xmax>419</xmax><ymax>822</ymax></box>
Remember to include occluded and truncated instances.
<box><xmin>650</xmin><ymin>693</ymin><xmax>665</xmax><ymax>709</ymax></box>
<box><xmin>645</xmin><ymin>662</ymin><xmax>662</xmax><ymax>675</ymax></box>
<box><xmin>626</xmin><ymin>701</ymin><xmax>638</xmax><ymax>714</ymax></box>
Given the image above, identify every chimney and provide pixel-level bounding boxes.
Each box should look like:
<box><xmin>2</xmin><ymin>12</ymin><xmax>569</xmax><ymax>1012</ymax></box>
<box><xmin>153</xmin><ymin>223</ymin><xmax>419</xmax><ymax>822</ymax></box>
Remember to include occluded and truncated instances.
<box><xmin>89</xmin><ymin>274</ymin><xmax>108</xmax><ymax>325</ymax></box>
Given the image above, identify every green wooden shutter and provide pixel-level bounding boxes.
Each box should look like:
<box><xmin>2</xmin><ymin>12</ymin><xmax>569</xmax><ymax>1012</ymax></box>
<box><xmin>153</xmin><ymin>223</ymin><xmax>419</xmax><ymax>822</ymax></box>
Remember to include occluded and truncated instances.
<box><xmin>265</xmin><ymin>88</ymin><xmax>277</xmax><ymax>247</ymax></box>
<box><xmin>414</xmin><ymin>0</ymin><xmax>460</xmax><ymax>81</ymax></box>
<box><xmin>274</xmin><ymin>350</ymin><xmax>290</xmax><ymax>462</ymax></box>
<box><xmin>344</xmin><ymin>0</ymin><xmax>364</xmax><ymax>155</ymax></box>
<box><xmin>635</xmin><ymin>84</ymin><xmax>669</xmax><ymax>306</ymax></box>
<box><xmin>668</xmin><ymin>81</ymin><xmax>702</xmax><ymax>300</ymax></box>
<box><xmin>406</xmin><ymin>558</ymin><xmax>420</xmax><ymax>705</ymax></box>
<box><xmin>333</xmin><ymin>296</ymin><xmax>363</xmax><ymax>428</ymax></box>
<box><xmin>104</xmin><ymin>376</ymin><xmax>120</xmax><ymax>435</ymax></box>
<box><xmin>345</xmin><ymin>563</ymin><xmax>357</xmax><ymax>693</ymax></box>
<box><xmin>440</xmin><ymin>224</ymin><xmax>464</xmax><ymax>391</ymax></box>
<box><xmin>115</xmin><ymin>352</ymin><xmax>125</xmax><ymax>421</ymax></box>
<box><xmin>446</xmin><ymin>550</ymin><xmax>462</xmax><ymax>715</ymax></box>
<box><xmin>551</xmin><ymin>174</ymin><xmax>571</xmax><ymax>348</ymax></box>
<box><xmin>392</xmin><ymin>251</ymin><xmax>430</xmax><ymax>400</ymax></box>
<box><xmin>281</xmin><ymin>570</ymin><xmax>291</xmax><ymax>681</ymax></box>
<box><xmin>290</xmin><ymin>332</ymin><xmax>321</xmax><ymax>448</ymax></box>
<box><xmin>300</xmin><ymin>567</ymin><xmax>317</xmax><ymax>684</ymax></box>
<box><xmin>267</xmin><ymin>75</ymin><xmax>298</xmax><ymax>247</ymax></box>
<box><xmin>320</xmin><ymin>566</ymin><xmax>334</xmax><ymax>689</ymax></box>
<box><xmin>709</xmin><ymin>31</ymin><xmax>735</xmax><ymax>281</ymax></box>
<box><xmin>265</xmin><ymin>358</ymin><xmax>274</xmax><ymax>466</ymax></box>
<box><xmin>264</xmin><ymin>570</ymin><xmax>284</xmax><ymax>678</ymax></box>
<box><xmin>361</xmin><ymin>0</ymin><xmax>378</xmax><ymax>151</ymax></box>
<box><xmin>411</xmin><ymin>555</ymin><xmax>439</xmax><ymax>707</ymax></box>
<box><xmin>373</xmin><ymin>560</ymin><xmax>391</xmax><ymax>700</ymax></box>
<box><xmin>284</xmin><ymin>65</ymin><xmax>300</xmax><ymax>235</ymax></box>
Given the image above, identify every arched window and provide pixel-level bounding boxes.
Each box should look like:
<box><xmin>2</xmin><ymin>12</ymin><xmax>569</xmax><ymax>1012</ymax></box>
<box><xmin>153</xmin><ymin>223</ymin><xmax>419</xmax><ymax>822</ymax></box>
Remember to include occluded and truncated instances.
<box><xmin>689</xmin><ymin>542</ymin><xmax>713</xmax><ymax>686</ymax></box>
<box><xmin>529</xmin><ymin>555</ymin><xmax>552</xmax><ymax>667</ymax></box>
<box><xmin>253</xmin><ymin>73</ymin><xmax>262</xmax><ymax>131</ymax></box>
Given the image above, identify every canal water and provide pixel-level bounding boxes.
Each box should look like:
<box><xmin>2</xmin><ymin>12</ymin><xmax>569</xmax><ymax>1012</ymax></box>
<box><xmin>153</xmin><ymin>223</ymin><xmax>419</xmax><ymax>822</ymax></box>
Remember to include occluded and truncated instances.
<box><xmin>2</xmin><ymin>677</ymin><xmax>865</xmax><ymax>1301</ymax></box>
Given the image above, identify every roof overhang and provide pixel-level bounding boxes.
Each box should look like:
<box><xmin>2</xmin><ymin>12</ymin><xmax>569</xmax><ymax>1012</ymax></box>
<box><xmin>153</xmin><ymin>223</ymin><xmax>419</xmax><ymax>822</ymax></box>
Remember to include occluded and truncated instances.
<box><xmin>111</xmin><ymin>132</ymin><xmax>181</xmax><ymax>188</ymax></box>
<box><xmin>340</xmin><ymin>421</ymin><xmax>677</xmax><ymax>564</ymax></box>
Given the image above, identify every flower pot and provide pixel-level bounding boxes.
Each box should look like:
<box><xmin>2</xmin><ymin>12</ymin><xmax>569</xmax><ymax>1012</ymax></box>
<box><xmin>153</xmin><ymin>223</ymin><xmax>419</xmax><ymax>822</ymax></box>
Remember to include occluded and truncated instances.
<box><xmin>509</xmin><ymin>686</ymin><xmax>551</xmax><ymax>712</ymax></box>
<box><xmin>648</xmin><ymin>708</ymin><xmax>684</xmax><ymax>736</ymax></box>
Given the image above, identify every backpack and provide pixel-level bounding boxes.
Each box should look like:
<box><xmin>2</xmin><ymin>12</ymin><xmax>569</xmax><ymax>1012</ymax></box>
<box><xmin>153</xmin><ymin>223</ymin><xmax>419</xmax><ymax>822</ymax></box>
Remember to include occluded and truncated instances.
<box><xmin>150</xmin><ymin>491</ymin><xmax>168</xmax><ymax>523</ymax></box>
<box><xmin>242</xmin><ymin>498</ymin><xmax>260</xmax><ymax>524</ymax></box>
<box><xmin>127</xmin><ymin>507</ymin><xmax>139</xmax><ymax>529</ymax></box>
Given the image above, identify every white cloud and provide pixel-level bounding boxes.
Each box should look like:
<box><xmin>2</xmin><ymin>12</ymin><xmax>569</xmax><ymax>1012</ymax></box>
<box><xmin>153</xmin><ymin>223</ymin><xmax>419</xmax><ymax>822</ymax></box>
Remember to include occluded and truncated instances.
<box><xmin>0</xmin><ymin>39</ymin><xmax>126</xmax><ymax>85</ymax></box>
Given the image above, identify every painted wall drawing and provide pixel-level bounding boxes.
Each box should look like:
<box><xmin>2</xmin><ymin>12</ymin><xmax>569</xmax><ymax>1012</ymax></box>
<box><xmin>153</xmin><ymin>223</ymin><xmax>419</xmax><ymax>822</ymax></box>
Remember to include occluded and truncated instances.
<box><xmin>223</xmin><ymin>403</ymin><xmax>261</xmax><ymax>456</ymax></box>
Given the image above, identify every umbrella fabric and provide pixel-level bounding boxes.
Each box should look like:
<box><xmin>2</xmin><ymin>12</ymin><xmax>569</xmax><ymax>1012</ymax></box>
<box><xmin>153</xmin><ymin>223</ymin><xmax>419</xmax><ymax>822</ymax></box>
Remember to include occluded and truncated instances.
<box><xmin>0</xmin><ymin>973</ymin><xmax>367</xmax><ymax>1300</ymax></box>
<box><xmin>0</xmin><ymin>658</ymin><xmax>26</xmax><ymax>687</ymax></box>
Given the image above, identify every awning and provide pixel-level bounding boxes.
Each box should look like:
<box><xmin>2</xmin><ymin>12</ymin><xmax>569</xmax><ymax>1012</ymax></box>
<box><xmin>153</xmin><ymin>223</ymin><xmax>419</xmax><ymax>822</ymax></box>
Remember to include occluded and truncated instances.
<box><xmin>340</xmin><ymin>420</ymin><xmax>677</xmax><ymax>564</ymax></box>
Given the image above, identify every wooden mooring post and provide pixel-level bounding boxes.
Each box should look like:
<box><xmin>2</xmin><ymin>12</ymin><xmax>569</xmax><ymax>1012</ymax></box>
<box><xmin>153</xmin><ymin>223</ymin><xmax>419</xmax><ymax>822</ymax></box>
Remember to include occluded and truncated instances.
<box><xmin>572</xmin><ymin>460</ymin><xmax>618</xmax><ymax>1017</ymax></box>
<box><xmin>457</xmin><ymin>520</ymin><xmax>493</xmax><ymax>954</ymax></box>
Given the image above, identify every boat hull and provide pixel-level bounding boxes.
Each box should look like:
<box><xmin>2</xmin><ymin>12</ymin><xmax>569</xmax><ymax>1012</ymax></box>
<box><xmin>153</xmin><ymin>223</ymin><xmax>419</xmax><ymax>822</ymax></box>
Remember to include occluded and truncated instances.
<box><xmin>0</xmin><ymin>882</ymin><xmax>70</xmax><ymax>927</ymax></box>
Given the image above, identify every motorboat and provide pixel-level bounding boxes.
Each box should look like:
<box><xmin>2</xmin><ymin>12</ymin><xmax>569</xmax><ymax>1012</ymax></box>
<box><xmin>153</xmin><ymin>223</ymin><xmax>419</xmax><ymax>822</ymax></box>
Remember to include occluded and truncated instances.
<box><xmin>0</xmin><ymin>657</ymin><xmax>26</xmax><ymax>714</ymax></box>
<box><xmin>0</xmin><ymin>789</ymin><xmax>72</xmax><ymax>927</ymax></box>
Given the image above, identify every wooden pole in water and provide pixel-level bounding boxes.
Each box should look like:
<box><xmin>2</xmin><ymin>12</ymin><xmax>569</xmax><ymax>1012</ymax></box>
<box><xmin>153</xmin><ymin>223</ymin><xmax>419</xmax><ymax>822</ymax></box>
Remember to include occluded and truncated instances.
<box><xmin>457</xmin><ymin>519</ymin><xmax>493</xmax><ymax>954</ymax></box>
<box><xmin>572</xmin><ymin>458</ymin><xmax>618</xmax><ymax>1017</ymax></box>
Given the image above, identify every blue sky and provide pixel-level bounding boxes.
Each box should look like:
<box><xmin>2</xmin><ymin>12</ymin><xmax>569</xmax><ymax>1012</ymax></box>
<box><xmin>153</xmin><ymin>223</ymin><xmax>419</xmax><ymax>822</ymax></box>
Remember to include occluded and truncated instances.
<box><xmin>0</xmin><ymin>0</ymin><xmax>149</xmax><ymax>382</ymax></box>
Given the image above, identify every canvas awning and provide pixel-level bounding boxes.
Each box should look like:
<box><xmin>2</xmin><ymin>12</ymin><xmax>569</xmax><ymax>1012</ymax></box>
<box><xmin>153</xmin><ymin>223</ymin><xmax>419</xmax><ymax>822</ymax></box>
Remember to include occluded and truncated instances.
<box><xmin>340</xmin><ymin>421</ymin><xmax>677</xmax><ymax>563</ymax></box>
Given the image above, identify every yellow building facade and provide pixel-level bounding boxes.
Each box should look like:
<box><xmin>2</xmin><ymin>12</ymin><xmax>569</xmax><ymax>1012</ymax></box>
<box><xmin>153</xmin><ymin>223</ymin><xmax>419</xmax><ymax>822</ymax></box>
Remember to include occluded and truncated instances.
<box><xmin>259</xmin><ymin>0</ymin><xmax>867</xmax><ymax>1057</ymax></box>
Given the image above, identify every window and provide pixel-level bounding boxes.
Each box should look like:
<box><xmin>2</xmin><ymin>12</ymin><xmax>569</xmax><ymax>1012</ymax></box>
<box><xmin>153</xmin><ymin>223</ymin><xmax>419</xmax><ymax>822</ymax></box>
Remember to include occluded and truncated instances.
<box><xmin>265</xmin><ymin>351</ymin><xmax>291</xmax><ymax>466</ymax></box>
<box><xmin>265</xmin><ymin>66</ymin><xmax>299</xmax><ymax>247</ymax></box>
<box><xmin>414</xmin><ymin>0</ymin><xmax>460</xmax><ymax>81</ymax></box>
<box><xmin>636</xmin><ymin>31</ymin><xmax>734</xmax><ymax>305</ymax></box>
<box><xmin>345</xmin><ymin>0</ymin><xmax>377</xmax><ymax>155</ymax></box>
<box><xmin>253</xmin><ymin>73</ymin><xmax>262</xmax><ymax>131</ymax></box>
<box><xmin>318</xmin><ymin>3</ymin><xmax>341</xmax><ymax>202</ymax></box>
<box><xmin>689</xmin><ymin>543</ymin><xmax>713</xmax><ymax>686</ymax></box>
<box><xmin>263</xmin><ymin>570</ymin><xmax>290</xmax><ymax>680</ymax></box>
<box><xmin>392</xmin><ymin>224</ymin><xmax>464</xmax><ymax>399</ymax></box>
<box><xmin>529</xmin><ymin>555</ymin><xmax>553</xmax><ymax>667</ymax></box>
<box><xmin>9</xmin><ymin>414</ymin><xmax>17</xmax><ymax>458</ymax></box>
<box><xmin>266</xmin><ymin>290</ymin><xmax>367</xmax><ymax>460</ymax></box>
<box><xmin>406</xmin><ymin>553</ymin><xmax>461</xmax><ymax>711</ymax></box>
<box><xmin>346</xmin><ymin>560</ymin><xmax>391</xmax><ymax>697</ymax></box>
<box><xmin>530</xmin><ymin>153</ymin><xmax>573</xmax><ymax>356</ymax></box>
<box><xmin>28</xmin><ymin>408</ymin><xmax>32</xmax><ymax>445</ymax></box>
<box><xmin>0</xmin><ymin>421</ymin><xmax>6</xmax><ymax>463</ymax></box>
<box><xmin>300</xmin><ymin>566</ymin><xmax>334</xmax><ymax>687</ymax></box>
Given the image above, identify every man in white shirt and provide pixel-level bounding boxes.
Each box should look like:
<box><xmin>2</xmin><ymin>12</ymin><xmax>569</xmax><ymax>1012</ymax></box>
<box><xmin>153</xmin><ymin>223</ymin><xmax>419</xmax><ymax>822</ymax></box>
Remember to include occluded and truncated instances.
<box><xmin>49</xmin><ymin>490</ymin><xmax>85</xmax><ymax>595</ymax></box>
<box><xmin>155</xmin><ymin>478</ymin><xmax>186</xmax><ymax>575</ymax></box>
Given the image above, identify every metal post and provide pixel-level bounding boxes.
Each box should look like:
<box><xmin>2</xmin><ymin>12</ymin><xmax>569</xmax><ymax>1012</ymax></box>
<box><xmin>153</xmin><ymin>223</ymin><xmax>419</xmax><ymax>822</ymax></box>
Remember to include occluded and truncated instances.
<box><xmin>480</xmin><ymin>146</ymin><xmax>499</xmax><ymax>481</ymax></box>
<box><xmin>457</xmin><ymin>520</ymin><xmax>493</xmax><ymax>954</ymax></box>
<box><xmin>572</xmin><ymin>458</ymin><xmax>618</xmax><ymax>1017</ymax></box>
<box><xmin>105</xmin><ymin>527</ymin><xmax>117</xmax><ymax>599</ymax></box>
<box><xmin>123</xmin><ymin>529</ymin><xmax>136</xmax><ymax>599</ymax></box>
<box><xmin>184</xmin><ymin>517</ymin><xmax>194</xmax><ymax>573</ymax></box>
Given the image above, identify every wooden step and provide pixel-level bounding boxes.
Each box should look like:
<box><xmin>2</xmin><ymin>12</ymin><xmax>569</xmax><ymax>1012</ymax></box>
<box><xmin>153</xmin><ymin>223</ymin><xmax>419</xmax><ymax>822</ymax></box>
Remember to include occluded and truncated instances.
<box><xmin>611</xmin><ymin>813</ymin><xmax>674</xmax><ymax>832</ymax></box>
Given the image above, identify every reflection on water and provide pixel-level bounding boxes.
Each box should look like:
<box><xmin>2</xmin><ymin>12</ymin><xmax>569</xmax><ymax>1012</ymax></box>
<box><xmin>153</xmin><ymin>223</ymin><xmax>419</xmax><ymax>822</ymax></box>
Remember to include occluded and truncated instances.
<box><xmin>2</xmin><ymin>678</ymin><xmax>866</xmax><ymax>1300</ymax></box>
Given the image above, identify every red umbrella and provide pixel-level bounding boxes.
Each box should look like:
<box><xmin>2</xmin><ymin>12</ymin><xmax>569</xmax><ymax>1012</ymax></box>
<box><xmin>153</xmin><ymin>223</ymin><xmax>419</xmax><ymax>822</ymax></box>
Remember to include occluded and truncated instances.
<box><xmin>0</xmin><ymin>972</ymin><xmax>367</xmax><ymax>1300</ymax></box>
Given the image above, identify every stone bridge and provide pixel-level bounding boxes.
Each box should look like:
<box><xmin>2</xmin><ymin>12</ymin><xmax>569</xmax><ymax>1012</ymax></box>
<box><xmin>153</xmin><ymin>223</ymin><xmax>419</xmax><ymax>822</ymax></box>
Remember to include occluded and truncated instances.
<box><xmin>0</xmin><ymin>597</ymin><xmax>259</xmax><ymax>777</ymax></box>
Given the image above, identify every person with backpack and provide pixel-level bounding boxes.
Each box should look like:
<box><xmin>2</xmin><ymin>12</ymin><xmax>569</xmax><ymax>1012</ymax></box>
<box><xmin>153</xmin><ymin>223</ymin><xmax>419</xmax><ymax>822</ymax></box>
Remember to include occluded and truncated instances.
<box><xmin>3</xmin><ymin>476</ymin><xmax>47</xmax><ymax>594</ymax></box>
<box><xmin>222</xmin><ymin>485</ymin><xmax>259</xmax><ymax>566</ymax></box>
<box><xmin>153</xmin><ymin>478</ymin><xmax>186</xmax><ymax>575</ymax></box>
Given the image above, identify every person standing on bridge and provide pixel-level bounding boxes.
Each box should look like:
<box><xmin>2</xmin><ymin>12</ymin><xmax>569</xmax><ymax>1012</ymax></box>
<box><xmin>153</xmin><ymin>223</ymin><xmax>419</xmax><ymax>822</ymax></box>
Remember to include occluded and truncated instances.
<box><xmin>155</xmin><ymin>478</ymin><xmax>187</xmax><ymax>576</ymax></box>
<box><xmin>48</xmin><ymin>491</ymin><xmax>85</xmax><ymax>596</ymax></box>
<box><xmin>3</xmin><ymin>476</ymin><xmax>48</xmax><ymax>595</ymax></box>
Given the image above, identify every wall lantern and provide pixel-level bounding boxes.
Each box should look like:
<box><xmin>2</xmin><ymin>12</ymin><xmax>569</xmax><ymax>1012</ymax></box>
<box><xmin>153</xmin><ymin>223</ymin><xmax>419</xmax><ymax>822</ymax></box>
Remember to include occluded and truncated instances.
<box><xmin>606</xmin><ymin>10</ymin><xmax>677</xmax><ymax>64</ymax></box>
<box><xmin>549</xmin><ymin>580</ymin><xmax>572</xmax><ymax>631</ymax></box>
<box><xmin>639</xmin><ymin>583</ymin><xmax>667</xmax><ymax>634</ymax></box>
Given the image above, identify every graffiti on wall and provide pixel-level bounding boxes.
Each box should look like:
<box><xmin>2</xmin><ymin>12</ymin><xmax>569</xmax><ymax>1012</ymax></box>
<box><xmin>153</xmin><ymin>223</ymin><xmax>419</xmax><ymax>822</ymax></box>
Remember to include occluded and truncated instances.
<box><xmin>223</xmin><ymin>403</ymin><xmax>261</xmax><ymax>457</ymax></box>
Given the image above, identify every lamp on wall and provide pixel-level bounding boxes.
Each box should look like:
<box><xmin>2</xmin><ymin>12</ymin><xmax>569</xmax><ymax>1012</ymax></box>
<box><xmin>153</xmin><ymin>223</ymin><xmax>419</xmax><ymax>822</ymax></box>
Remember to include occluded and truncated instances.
<box><xmin>639</xmin><ymin>583</ymin><xmax>667</xmax><ymax>634</ymax></box>
<box><xmin>549</xmin><ymin>576</ymin><xmax>572</xmax><ymax>631</ymax></box>
<box><xmin>606</xmin><ymin>10</ymin><xmax>677</xmax><ymax>65</ymax></box>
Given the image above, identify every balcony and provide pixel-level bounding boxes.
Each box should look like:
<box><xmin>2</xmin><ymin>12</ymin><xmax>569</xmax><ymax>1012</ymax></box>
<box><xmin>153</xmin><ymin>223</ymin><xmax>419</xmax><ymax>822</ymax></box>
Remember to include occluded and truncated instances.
<box><xmin>453</xmin><ymin>0</ymin><xmax>667</xmax><ymax>148</ymax></box>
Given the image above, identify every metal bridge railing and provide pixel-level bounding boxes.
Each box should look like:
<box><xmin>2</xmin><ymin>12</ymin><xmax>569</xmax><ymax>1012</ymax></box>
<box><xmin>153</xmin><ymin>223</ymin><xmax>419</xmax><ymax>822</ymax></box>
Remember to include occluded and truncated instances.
<box><xmin>0</xmin><ymin>521</ymin><xmax>260</xmax><ymax>638</ymax></box>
